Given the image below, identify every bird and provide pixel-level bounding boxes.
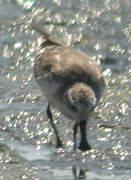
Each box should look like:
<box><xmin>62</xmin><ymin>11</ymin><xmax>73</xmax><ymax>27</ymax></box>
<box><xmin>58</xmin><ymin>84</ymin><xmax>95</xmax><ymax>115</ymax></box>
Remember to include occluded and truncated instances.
<box><xmin>31</xmin><ymin>24</ymin><xmax>105</xmax><ymax>151</ymax></box>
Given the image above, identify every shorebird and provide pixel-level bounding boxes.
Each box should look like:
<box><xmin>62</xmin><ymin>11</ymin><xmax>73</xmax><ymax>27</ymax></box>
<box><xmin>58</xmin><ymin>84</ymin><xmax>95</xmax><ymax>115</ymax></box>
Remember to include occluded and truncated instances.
<box><xmin>32</xmin><ymin>24</ymin><xmax>105</xmax><ymax>151</ymax></box>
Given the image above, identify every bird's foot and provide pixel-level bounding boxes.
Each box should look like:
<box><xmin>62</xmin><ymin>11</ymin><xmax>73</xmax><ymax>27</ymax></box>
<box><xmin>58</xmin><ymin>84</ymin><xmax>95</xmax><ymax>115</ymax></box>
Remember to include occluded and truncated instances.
<box><xmin>56</xmin><ymin>139</ymin><xmax>63</xmax><ymax>148</ymax></box>
<box><xmin>79</xmin><ymin>142</ymin><xmax>92</xmax><ymax>151</ymax></box>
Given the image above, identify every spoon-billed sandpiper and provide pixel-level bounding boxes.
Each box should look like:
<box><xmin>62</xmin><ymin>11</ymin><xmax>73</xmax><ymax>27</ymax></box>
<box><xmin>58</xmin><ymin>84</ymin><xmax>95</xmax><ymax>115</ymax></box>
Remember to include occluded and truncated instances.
<box><xmin>32</xmin><ymin>24</ymin><xmax>105</xmax><ymax>151</ymax></box>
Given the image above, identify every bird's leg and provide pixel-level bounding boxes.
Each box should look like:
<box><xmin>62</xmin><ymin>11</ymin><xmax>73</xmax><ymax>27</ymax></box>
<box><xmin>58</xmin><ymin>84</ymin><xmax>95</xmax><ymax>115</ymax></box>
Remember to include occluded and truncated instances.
<box><xmin>79</xmin><ymin>120</ymin><xmax>92</xmax><ymax>151</ymax></box>
<box><xmin>73</xmin><ymin>123</ymin><xmax>78</xmax><ymax>151</ymax></box>
<box><xmin>47</xmin><ymin>104</ymin><xmax>62</xmax><ymax>148</ymax></box>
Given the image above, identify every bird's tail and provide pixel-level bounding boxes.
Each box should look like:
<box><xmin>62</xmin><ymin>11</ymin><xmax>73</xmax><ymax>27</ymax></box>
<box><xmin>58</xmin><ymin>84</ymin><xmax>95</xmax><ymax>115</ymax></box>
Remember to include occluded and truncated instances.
<box><xmin>30</xmin><ymin>23</ymin><xmax>61</xmax><ymax>47</ymax></box>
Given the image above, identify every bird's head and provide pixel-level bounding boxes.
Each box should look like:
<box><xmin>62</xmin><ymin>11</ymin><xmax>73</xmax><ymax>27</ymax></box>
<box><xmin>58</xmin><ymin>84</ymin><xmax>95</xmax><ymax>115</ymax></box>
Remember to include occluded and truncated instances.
<box><xmin>66</xmin><ymin>83</ymin><xmax>96</xmax><ymax>121</ymax></box>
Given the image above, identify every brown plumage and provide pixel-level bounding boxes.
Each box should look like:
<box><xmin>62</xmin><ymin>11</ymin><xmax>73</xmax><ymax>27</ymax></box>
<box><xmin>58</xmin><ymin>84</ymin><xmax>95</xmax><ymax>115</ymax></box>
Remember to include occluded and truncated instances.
<box><xmin>32</xmin><ymin>24</ymin><xmax>105</xmax><ymax>151</ymax></box>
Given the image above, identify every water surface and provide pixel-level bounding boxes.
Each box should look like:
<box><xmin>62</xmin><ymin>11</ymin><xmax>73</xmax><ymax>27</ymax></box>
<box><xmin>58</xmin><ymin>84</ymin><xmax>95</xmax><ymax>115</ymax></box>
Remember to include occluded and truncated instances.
<box><xmin>0</xmin><ymin>0</ymin><xmax>130</xmax><ymax>179</ymax></box>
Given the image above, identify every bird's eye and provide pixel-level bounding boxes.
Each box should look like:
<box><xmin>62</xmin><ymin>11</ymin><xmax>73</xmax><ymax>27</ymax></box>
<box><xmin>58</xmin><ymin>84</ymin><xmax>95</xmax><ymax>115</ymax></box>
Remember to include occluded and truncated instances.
<box><xmin>70</xmin><ymin>105</ymin><xmax>77</xmax><ymax>112</ymax></box>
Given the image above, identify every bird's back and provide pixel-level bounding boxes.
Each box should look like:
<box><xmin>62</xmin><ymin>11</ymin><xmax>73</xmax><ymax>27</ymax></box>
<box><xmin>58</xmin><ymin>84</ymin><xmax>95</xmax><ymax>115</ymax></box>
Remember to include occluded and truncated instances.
<box><xmin>34</xmin><ymin>45</ymin><xmax>105</xmax><ymax>102</ymax></box>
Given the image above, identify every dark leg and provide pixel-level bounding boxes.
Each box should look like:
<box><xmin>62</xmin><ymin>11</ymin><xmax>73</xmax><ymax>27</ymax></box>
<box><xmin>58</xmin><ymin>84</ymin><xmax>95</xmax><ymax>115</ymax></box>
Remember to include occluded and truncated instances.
<box><xmin>47</xmin><ymin>104</ymin><xmax>62</xmax><ymax>148</ymax></box>
<box><xmin>79</xmin><ymin>120</ymin><xmax>92</xmax><ymax>151</ymax></box>
<box><xmin>73</xmin><ymin>123</ymin><xmax>78</xmax><ymax>151</ymax></box>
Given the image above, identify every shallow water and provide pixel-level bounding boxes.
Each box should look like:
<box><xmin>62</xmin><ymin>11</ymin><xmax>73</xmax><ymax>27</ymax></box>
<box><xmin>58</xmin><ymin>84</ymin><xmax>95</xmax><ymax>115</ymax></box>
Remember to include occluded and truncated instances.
<box><xmin>0</xmin><ymin>0</ymin><xmax>130</xmax><ymax>179</ymax></box>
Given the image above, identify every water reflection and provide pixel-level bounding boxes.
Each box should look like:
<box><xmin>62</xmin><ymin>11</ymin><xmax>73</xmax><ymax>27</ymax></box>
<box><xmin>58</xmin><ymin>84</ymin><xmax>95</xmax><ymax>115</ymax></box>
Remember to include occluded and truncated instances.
<box><xmin>72</xmin><ymin>166</ymin><xmax>86</xmax><ymax>179</ymax></box>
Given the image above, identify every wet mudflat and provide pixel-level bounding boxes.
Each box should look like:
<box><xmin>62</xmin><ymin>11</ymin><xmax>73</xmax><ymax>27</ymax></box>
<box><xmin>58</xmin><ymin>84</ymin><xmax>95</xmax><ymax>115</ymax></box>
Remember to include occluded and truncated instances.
<box><xmin>0</xmin><ymin>0</ymin><xmax>130</xmax><ymax>179</ymax></box>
